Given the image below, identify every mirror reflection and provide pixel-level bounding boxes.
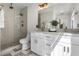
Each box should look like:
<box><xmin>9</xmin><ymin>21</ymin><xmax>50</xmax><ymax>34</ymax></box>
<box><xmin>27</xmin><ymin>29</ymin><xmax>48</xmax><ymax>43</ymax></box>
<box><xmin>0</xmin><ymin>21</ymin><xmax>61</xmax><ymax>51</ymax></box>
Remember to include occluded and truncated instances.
<box><xmin>38</xmin><ymin>3</ymin><xmax>79</xmax><ymax>32</ymax></box>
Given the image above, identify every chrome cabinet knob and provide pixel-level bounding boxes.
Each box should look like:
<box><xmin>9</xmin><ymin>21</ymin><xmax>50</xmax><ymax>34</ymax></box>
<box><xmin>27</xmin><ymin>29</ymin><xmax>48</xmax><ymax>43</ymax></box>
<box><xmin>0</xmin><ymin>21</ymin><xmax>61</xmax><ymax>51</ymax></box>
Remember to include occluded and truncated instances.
<box><xmin>34</xmin><ymin>39</ymin><xmax>38</xmax><ymax>44</ymax></box>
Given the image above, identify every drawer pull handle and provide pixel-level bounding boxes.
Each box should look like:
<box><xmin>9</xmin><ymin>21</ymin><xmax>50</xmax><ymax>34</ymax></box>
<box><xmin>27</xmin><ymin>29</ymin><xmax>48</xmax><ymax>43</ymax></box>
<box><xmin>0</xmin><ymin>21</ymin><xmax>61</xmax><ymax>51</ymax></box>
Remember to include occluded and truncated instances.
<box><xmin>46</xmin><ymin>36</ymin><xmax>51</xmax><ymax>38</ymax></box>
<box><xmin>46</xmin><ymin>44</ymin><xmax>51</xmax><ymax>46</ymax></box>
<box><xmin>67</xmin><ymin>47</ymin><xmax>69</xmax><ymax>53</ymax></box>
<box><xmin>64</xmin><ymin>46</ymin><xmax>66</xmax><ymax>52</ymax></box>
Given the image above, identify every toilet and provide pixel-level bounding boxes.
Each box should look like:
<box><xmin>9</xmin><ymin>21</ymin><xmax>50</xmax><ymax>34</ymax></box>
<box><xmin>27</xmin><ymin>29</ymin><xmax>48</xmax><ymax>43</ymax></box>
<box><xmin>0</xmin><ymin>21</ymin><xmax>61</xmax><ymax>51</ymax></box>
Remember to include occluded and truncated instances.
<box><xmin>19</xmin><ymin>34</ymin><xmax>31</xmax><ymax>50</ymax></box>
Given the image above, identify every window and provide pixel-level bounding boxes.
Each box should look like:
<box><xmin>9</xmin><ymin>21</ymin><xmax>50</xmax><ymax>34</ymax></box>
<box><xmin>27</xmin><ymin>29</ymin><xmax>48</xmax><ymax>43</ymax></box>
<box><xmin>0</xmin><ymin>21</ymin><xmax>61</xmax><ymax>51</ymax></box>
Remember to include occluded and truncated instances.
<box><xmin>0</xmin><ymin>9</ymin><xmax>4</xmax><ymax>28</ymax></box>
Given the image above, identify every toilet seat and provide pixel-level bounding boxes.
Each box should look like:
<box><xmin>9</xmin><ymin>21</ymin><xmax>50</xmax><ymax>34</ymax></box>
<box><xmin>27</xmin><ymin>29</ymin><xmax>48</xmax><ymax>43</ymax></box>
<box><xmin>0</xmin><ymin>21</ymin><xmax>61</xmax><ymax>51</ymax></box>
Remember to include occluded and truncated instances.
<box><xmin>19</xmin><ymin>33</ymin><xmax>31</xmax><ymax>50</ymax></box>
<box><xmin>20</xmin><ymin>39</ymin><xmax>28</xmax><ymax>44</ymax></box>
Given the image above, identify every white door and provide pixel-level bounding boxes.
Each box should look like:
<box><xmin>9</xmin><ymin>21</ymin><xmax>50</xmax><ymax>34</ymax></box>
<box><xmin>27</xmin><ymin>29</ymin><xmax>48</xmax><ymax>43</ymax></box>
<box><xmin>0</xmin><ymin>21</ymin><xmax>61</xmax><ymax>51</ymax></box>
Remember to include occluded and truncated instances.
<box><xmin>53</xmin><ymin>44</ymin><xmax>64</xmax><ymax>56</ymax></box>
<box><xmin>31</xmin><ymin>34</ymin><xmax>45</xmax><ymax>56</ymax></box>
<box><xmin>37</xmin><ymin>38</ymin><xmax>44</xmax><ymax>55</ymax></box>
<box><xmin>31</xmin><ymin>37</ymin><xmax>38</xmax><ymax>54</ymax></box>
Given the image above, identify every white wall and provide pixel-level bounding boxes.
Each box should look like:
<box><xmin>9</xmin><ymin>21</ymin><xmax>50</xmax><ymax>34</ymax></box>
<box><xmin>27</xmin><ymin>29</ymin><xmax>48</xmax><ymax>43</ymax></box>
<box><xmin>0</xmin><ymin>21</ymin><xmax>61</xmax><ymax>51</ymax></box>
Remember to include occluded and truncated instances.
<box><xmin>27</xmin><ymin>4</ymin><xmax>38</xmax><ymax>33</ymax></box>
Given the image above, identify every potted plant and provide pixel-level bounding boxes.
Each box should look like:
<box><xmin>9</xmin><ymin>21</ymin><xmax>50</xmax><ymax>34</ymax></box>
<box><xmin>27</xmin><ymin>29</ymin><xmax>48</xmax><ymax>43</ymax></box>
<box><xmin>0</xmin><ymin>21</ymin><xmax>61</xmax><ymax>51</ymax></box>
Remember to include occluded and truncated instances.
<box><xmin>49</xmin><ymin>20</ymin><xmax>59</xmax><ymax>32</ymax></box>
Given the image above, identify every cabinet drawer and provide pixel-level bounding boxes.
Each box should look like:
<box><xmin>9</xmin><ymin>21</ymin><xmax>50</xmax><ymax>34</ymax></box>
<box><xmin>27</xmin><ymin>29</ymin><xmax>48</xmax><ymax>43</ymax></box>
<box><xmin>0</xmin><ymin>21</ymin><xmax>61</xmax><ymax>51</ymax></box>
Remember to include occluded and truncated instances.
<box><xmin>59</xmin><ymin>36</ymin><xmax>71</xmax><ymax>44</ymax></box>
<box><xmin>44</xmin><ymin>34</ymin><xmax>57</xmax><ymax>39</ymax></box>
<box><xmin>71</xmin><ymin>37</ymin><xmax>79</xmax><ymax>44</ymax></box>
<box><xmin>31</xmin><ymin>33</ymin><xmax>43</xmax><ymax>37</ymax></box>
<box><xmin>71</xmin><ymin>45</ymin><xmax>79</xmax><ymax>56</ymax></box>
<box><xmin>58</xmin><ymin>41</ymin><xmax>70</xmax><ymax>46</ymax></box>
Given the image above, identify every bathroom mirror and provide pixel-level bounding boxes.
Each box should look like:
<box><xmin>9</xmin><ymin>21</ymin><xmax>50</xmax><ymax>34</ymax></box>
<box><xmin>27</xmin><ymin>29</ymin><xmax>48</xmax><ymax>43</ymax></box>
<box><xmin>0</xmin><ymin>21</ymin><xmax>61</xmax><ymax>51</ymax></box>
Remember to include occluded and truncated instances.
<box><xmin>38</xmin><ymin>3</ymin><xmax>79</xmax><ymax>31</ymax></box>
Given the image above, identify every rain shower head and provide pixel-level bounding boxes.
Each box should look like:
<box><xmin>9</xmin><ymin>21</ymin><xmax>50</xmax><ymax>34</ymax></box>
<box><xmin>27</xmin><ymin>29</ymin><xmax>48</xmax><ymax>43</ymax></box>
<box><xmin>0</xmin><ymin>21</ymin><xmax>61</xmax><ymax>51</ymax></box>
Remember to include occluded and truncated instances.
<box><xmin>9</xmin><ymin>3</ymin><xmax>13</xmax><ymax>9</ymax></box>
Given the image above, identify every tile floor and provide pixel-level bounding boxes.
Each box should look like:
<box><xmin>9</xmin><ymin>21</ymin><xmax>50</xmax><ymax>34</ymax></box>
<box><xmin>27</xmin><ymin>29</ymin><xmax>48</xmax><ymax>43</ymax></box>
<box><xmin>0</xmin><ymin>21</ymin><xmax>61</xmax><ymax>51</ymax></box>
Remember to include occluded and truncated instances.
<box><xmin>3</xmin><ymin>50</ymin><xmax>38</xmax><ymax>56</ymax></box>
<box><xmin>0</xmin><ymin>44</ymin><xmax>38</xmax><ymax>56</ymax></box>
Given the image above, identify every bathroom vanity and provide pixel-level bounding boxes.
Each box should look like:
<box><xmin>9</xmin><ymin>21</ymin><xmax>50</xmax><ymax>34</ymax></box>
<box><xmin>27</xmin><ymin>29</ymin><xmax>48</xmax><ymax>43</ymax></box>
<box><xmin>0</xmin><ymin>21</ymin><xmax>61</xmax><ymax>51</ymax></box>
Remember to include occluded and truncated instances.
<box><xmin>31</xmin><ymin>32</ymin><xmax>79</xmax><ymax>56</ymax></box>
<box><xmin>31</xmin><ymin>32</ymin><xmax>61</xmax><ymax>56</ymax></box>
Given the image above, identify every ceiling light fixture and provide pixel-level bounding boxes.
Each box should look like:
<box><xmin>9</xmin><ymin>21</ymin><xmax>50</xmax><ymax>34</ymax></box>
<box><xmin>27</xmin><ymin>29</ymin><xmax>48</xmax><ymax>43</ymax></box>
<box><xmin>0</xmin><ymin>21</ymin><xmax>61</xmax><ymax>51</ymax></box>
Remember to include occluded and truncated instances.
<box><xmin>38</xmin><ymin>3</ymin><xmax>48</xmax><ymax>10</ymax></box>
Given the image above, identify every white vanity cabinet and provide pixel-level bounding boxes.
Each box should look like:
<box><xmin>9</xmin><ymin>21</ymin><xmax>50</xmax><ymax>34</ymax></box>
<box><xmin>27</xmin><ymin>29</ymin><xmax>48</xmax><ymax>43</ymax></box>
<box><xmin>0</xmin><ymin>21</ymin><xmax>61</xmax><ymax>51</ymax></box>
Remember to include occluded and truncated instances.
<box><xmin>53</xmin><ymin>33</ymin><xmax>79</xmax><ymax>56</ymax></box>
<box><xmin>31</xmin><ymin>32</ymin><xmax>79</xmax><ymax>56</ymax></box>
